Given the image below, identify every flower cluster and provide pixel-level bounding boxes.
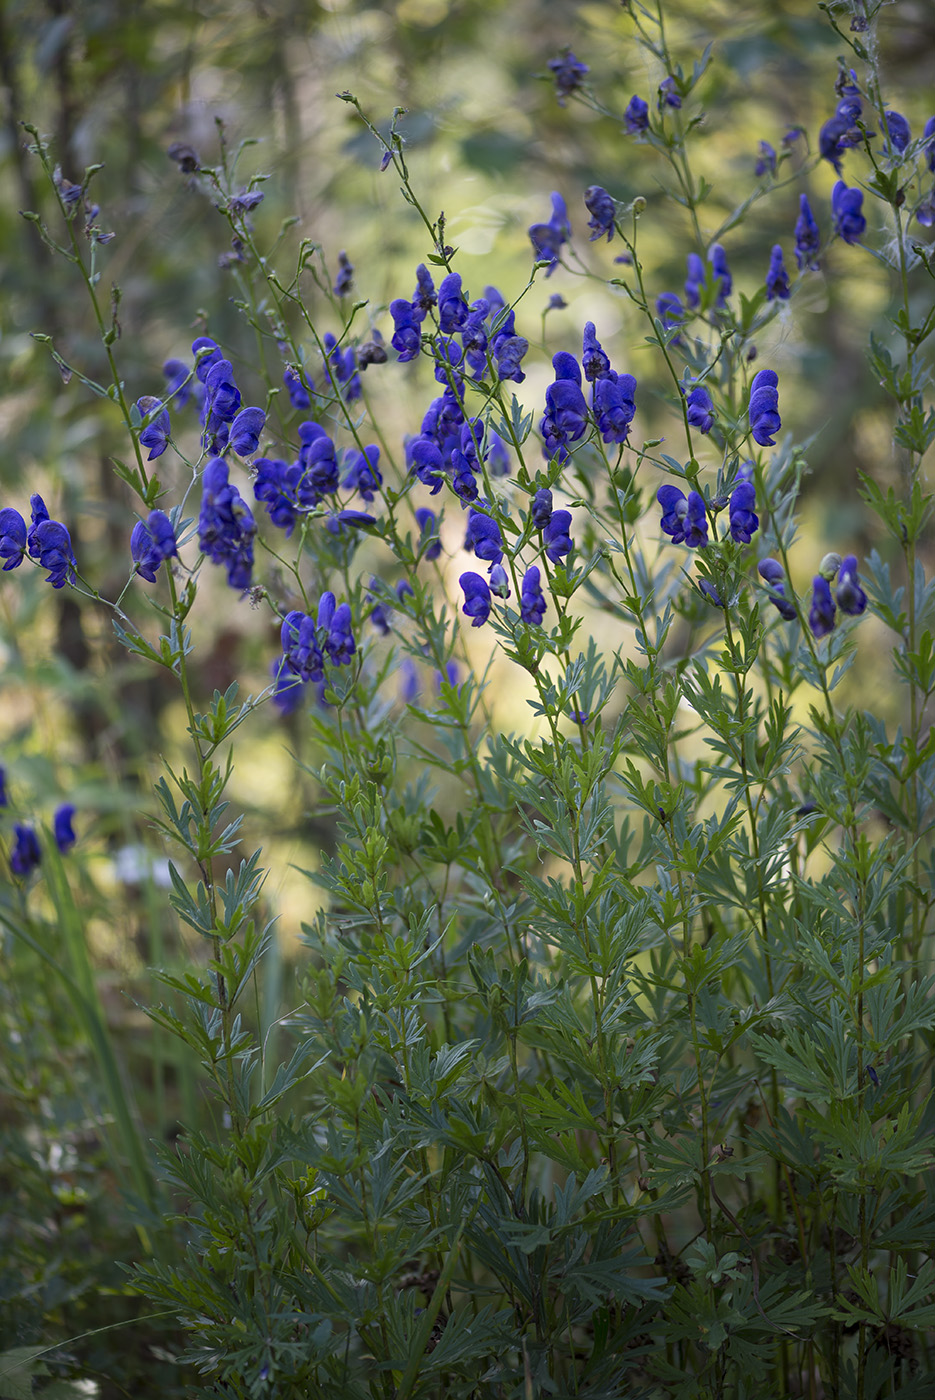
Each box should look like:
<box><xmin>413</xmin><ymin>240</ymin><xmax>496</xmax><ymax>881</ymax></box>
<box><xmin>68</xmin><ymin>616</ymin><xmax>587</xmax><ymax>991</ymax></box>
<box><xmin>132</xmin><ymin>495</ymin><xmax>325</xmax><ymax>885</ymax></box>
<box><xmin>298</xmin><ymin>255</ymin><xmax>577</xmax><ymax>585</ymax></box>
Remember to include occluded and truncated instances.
<box><xmin>0</xmin><ymin>495</ymin><xmax>76</xmax><ymax>589</ymax></box>
<box><xmin>0</xmin><ymin>767</ymin><xmax>77</xmax><ymax>877</ymax></box>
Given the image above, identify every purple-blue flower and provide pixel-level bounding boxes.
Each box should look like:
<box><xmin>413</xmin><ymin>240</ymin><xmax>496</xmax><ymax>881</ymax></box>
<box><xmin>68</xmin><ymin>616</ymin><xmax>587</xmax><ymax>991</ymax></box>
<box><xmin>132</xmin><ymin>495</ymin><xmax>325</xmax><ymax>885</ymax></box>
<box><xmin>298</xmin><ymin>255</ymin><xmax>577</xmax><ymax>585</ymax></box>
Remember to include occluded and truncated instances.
<box><xmin>198</xmin><ymin>458</ymin><xmax>256</xmax><ymax>589</ymax></box>
<box><xmin>924</xmin><ymin>117</ymin><xmax>935</xmax><ymax>173</ymax></box>
<box><xmin>540</xmin><ymin>352</ymin><xmax>588</xmax><ymax>459</ymax></box>
<box><xmin>710</xmin><ymin>245</ymin><xmax>732</xmax><ymax>304</ymax></box>
<box><xmin>416</xmin><ymin>507</ymin><xmax>442</xmax><ymax>561</ymax></box>
<box><xmin>520</xmin><ymin>565</ymin><xmax>546</xmax><ymax>625</ymax></box>
<box><xmin>437</xmin><ymin>273</ymin><xmax>469</xmax><ymax>334</ymax></box>
<box><xmin>624</xmin><ymin>95</ymin><xmax>649</xmax><ymax>133</ymax></box>
<box><xmin>136</xmin><ymin>397</ymin><xmax>170</xmax><ymax>460</ymax></box>
<box><xmin>388</xmin><ymin>299</ymin><xmax>420</xmax><ymax>363</ymax></box>
<box><xmin>593</xmin><ymin>371</ymin><xmax>637</xmax><ymax>444</ymax></box>
<box><xmin>685</xmin><ymin>253</ymin><xmax>706</xmax><ymax>310</ymax></box>
<box><xmin>836</xmin><ymin>555</ymin><xmax>867</xmax><ymax>615</ymax></box>
<box><xmin>582</xmin><ymin>322</ymin><xmax>611</xmax><ymax>382</ymax></box>
<box><xmin>333</xmin><ymin>250</ymin><xmax>354</xmax><ymax>297</ymax></box>
<box><xmin>881</xmin><ymin>111</ymin><xmax>911</xmax><ymax>155</ymax></box>
<box><xmin>229</xmin><ymin>406</ymin><xmax>265</xmax><ymax>457</ymax></box>
<box><xmin>465</xmin><ymin>510</ymin><xmax>503</xmax><ymax>564</ymax></box>
<box><xmin>794</xmin><ymin>195</ymin><xmax>821</xmax><ymax>271</ymax></box>
<box><xmin>283</xmin><ymin>368</ymin><xmax>312</xmax><ymax>409</ymax></box>
<box><xmin>659</xmin><ymin>76</ymin><xmax>681</xmax><ymax>109</ymax></box>
<box><xmin>529</xmin><ymin>193</ymin><xmax>570</xmax><ymax>278</ymax></box>
<box><xmin>749</xmin><ymin>370</ymin><xmax>781</xmax><ymax>447</ymax></box>
<box><xmin>655</xmin><ymin>292</ymin><xmax>685</xmax><ymax>333</ymax></box>
<box><xmin>53</xmin><ymin>803</ymin><xmax>76</xmax><ymax>853</ymax></box>
<box><xmin>192</xmin><ymin>336</ymin><xmax>223</xmax><ymax>382</ymax></box>
<box><xmin>547</xmin><ymin>50</ymin><xmax>588</xmax><ymax>106</ymax></box>
<box><xmin>324</xmin><ymin>601</ymin><xmax>356</xmax><ymax>664</ymax></box>
<box><xmin>10</xmin><ymin>824</ymin><xmax>40</xmax><ymax>877</ymax></box>
<box><xmin>0</xmin><ymin>768</ymin><xmax>6</xmax><ymax>807</ymax></box>
<box><xmin>831</xmin><ymin>181</ymin><xmax>866</xmax><ymax>245</ymax></box>
<box><xmin>131</xmin><ymin>509</ymin><xmax>178</xmax><ymax>583</ymax></box>
<box><xmin>584</xmin><ymin>186</ymin><xmax>616</xmax><ymax>242</ymax></box>
<box><xmin>729</xmin><ymin>481</ymin><xmax>759</xmax><ymax>543</ymax></box>
<box><xmin>543</xmin><ymin>509</ymin><xmax>573</xmax><ymax>563</ymax></box>
<box><xmin>459</xmin><ymin>571</ymin><xmax>492</xmax><ymax>626</ymax></box>
<box><xmin>657</xmin><ymin>486</ymin><xmax>707</xmax><ymax>547</ymax></box>
<box><xmin>755</xmin><ymin>141</ymin><xmax>777</xmax><ymax>178</ymax></box>
<box><xmin>765</xmin><ymin>245</ymin><xmax>790</xmax><ymax>301</ymax></box>
<box><xmin>162</xmin><ymin>359</ymin><xmax>192</xmax><ymax>410</ymax></box>
<box><xmin>758</xmin><ymin>558</ymin><xmax>797</xmax><ymax>621</ymax></box>
<box><xmin>281</xmin><ymin>610</ymin><xmax>324</xmax><ymax>683</ymax></box>
<box><xmin>270</xmin><ymin>654</ymin><xmax>306</xmax><ymax>714</ymax></box>
<box><xmin>343</xmin><ymin>445</ymin><xmax>383</xmax><ymax>502</ymax></box>
<box><xmin>33</xmin><ymin>520</ymin><xmax>77</xmax><ymax>589</ymax></box>
<box><xmin>488</xmin><ymin>564</ymin><xmax>510</xmax><ymax>598</ymax></box>
<box><xmin>531</xmin><ymin>488</ymin><xmax>553</xmax><ymax>530</ymax></box>
<box><xmin>686</xmin><ymin>384</ymin><xmax>714</xmax><ymax>434</ymax></box>
<box><xmin>809</xmin><ymin>576</ymin><xmax>836</xmax><ymax>637</ymax></box>
<box><xmin>0</xmin><ymin>509</ymin><xmax>27</xmax><ymax>570</ymax></box>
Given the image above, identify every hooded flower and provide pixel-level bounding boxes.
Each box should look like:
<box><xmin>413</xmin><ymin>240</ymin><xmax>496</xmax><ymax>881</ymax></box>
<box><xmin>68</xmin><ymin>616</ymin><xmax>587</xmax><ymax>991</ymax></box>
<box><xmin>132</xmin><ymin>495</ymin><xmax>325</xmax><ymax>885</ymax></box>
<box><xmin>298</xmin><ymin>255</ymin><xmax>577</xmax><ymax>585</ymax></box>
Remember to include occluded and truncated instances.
<box><xmin>136</xmin><ymin>397</ymin><xmax>171</xmax><ymax>460</ymax></box>
<box><xmin>657</xmin><ymin>486</ymin><xmax>708</xmax><ymax>547</ymax></box>
<box><xmin>531</xmin><ymin>488</ymin><xmax>553</xmax><ymax>530</ymax></box>
<box><xmin>229</xmin><ymin>406</ymin><xmax>266</xmax><ymax>457</ymax></box>
<box><xmin>10</xmin><ymin>824</ymin><xmax>40</xmax><ymax>877</ymax></box>
<box><xmin>459</xmin><ymin>571</ymin><xmax>491</xmax><ymax>626</ymax></box>
<box><xmin>881</xmin><ymin>111</ymin><xmax>911</xmax><ymax>155</ymax></box>
<box><xmin>547</xmin><ymin>50</ymin><xmax>588</xmax><ymax>106</ymax></box>
<box><xmin>686</xmin><ymin>384</ymin><xmax>715</xmax><ymax>434</ymax></box>
<box><xmin>765</xmin><ymin>245</ymin><xmax>791</xmax><ymax>301</ymax></box>
<box><xmin>198</xmin><ymin>458</ymin><xmax>256</xmax><ymax>589</ymax></box>
<box><xmin>0</xmin><ymin>509</ymin><xmax>27</xmax><ymax>570</ymax></box>
<box><xmin>529</xmin><ymin>193</ymin><xmax>570</xmax><ymax>277</ymax></box>
<box><xmin>809</xmin><ymin>576</ymin><xmax>836</xmax><ymax>637</ymax></box>
<box><xmin>748</xmin><ymin>370</ymin><xmax>781</xmax><ymax>447</ymax></box>
<box><xmin>836</xmin><ymin>554</ymin><xmax>867</xmax><ymax>615</ymax></box>
<box><xmin>520</xmin><ymin>565</ymin><xmax>546</xmax><ymax>625</ymax></box>
<box><xmin>758</xmin><ymin>558</ymin><xmax>797</xmax><ymax>621</ymax></box>
<box><xmin>831</xmin><ymin>181</ymin><xmax>866</xmax><ymax>245</ymax></box>
<box><xmin>464</xmin><ymin>510</ymin><xmax>503</xmax><ymax>564</ymax></box>
<box><xmin>131</xmin><ymin>509</ymin><xmax>178</xmax><ymax>583</ymax></box>
<box><xmin>540</xmin><ymin>352</ymin><xmax>588</xmax><ymax>459</ymax></box>
<box><xmin>794</xmin><ymin>195</ymin><xmax>821</xmax><ymax>271</ymax></box>
<box><xmin>53</xmin><ymin>804</ymin><xmax>76</xmax><ymax>853</ymax></box>
<box><xmin>729</xmin><ymin>481</ymin><xmax>759</xmax><ymax>543</ymax></box>
<box><xmin>34</xmin><ymin>520</ymin><xmax>77</xmax><ymax>589</ymax></box>
<box><xmin>593</xmin><ymin>371</ymin><xmax>637</xmax><ymax>444</ymax></box>
<box><xmin>624</xmin><ymin>95</ymin><xmax>649</xmax><ymax>133</ymax></box>
<box><xmin>584</xmin><ymin>186</ymin><xmax>616</xmax><ymax>242</ymax></box>
<box><xmin>543</xmin><ymin>508</ymin><xmax>573</xmax><ymax>563</ymax></box>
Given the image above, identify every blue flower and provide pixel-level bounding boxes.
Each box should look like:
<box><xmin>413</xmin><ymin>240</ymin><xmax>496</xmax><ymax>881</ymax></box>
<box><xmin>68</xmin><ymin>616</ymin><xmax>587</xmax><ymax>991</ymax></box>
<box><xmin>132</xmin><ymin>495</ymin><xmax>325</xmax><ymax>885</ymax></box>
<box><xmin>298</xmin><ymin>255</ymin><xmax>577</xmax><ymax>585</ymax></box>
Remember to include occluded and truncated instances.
<box><xmin>299</xmin><ymin>423</ymin><xmax>339</xmax><ymax>498</ymax></box>
<box><xmin>198</xmin><ymin>458</ymin><xmax>256</xmax><ymax>589</ymax></box>
<box><xmin>437</xmin><ymin>273</ymin><xmax>469</xmax><ymax>334</ymax></box>
<box><xmin>254</xmin><ymin>457</ymin><xmax>299</xmax><ymax>534</ymax></box>
<box><xmin>881</xmin><ymin>111</ymin><xmax>910</xmax><ymax>155</ymax></box>
<box><xmin>584</xmin><ymin>186</ymin><xmax>616</xmax><ymax>242</ymax></box>
<box><xmin>749</xmin><ymin>370</ymin><xmax>781</xmax><ymax>446</ymax></box>
<box><xmin>229</xmin><ymin>407</ymin><xmax>265</xmax><ymax>457</ymax></box>
<box><xmin>343</xmin><ymin>445</ymin><xmax>383</xmax><ymax>502</ymax></box>
<box><xmin>323</xmin><ymin>333</ymin><xmax>360</xmax><ymax>402</ymax></box>
<box><xmin>543</xmin><ymin>509</ymin><xmax>573</xmax><ymax>563</ymax></box>
<box><xmin>582</xmin><ymin>322</ymin><xmax>611</xmax><ymax>382</ymax></box>
<box><xmin>529</xmin><ymin>193</ymin><xmax>570</xmax><ymax>277</ymax></box>
<box><xmin>34</xmin><ymin>520</ymin><xmax>77</xmax><ymax>589</ymax></box>
<box><xmin>686</xmin><ymin>383</ymin><xmax>714</xmax><ymax>434</ymax></box>
<box><xmin>593</xmin><ymin>371</ymin><xmax>637</xmax><ymax>444</ymax></box>
<box><xmin>831</xmin><ymin>180</ymin><xmax>866</xmax><ymax>244</ymax></box>
<box><xmin>488</xmin><ymin>563</ymin><xmax>510</xmax><ymax>598</ymax></box>
<box><xmin>53</xmin><ymin>803</ymin><xmax>76</xmax><ymax>853</ymax></box>
<box><xmin>136</xmin><ymin>397</ymin><xmax>170</xmax><ymax>460</ymax></box>
<box><xmin>10</xmin><ymin>824</ymin><xmax>40</xmax><ymax>877</ymax></box>
<box><xmin>624</xmin><ymin>95</ymin><xmax>649</xmax><ymax>133</ymax></box>
<box><xmin>655</xmin><ymin>292</ymin><xmax>685</xmax><ymax>334</ymax></box>
<box><xmin>657</xmin><ymin>486</ymin><xmax>707</xmax><ymax>547</ymax></box>
<box><xmin>411</xmin><ymin>263</ymin><xmax>437</xmax><ymax>319</ymax></box>
<box><xmin>710</xmin><ymin>245</ymin><xmax>732</xmax><ymax>304</ymax></box>
<box><xmin>202</xmin><ymin>358</ymin><xmax>242</xmax><ymax>445</ymax></box>
<box><xmin>924</xmin><ymin>116</ymin><xmax>935</xmax><ymax>173</ymax></box>
<box><xmin>162</xmin><ymin>358</ymin><xmax>193</xmax><ymax>409</ymax></box>
<box><xmin>547</xmin><ymin>50</ymin><xmax>588</xmax><ymax>106</ymax></box>
<box><xmin>836</xmin><ymin>555</ymin><xmax>867</xmax><ymax>615</ymax></box>
<box><xmin>685</xmin><ymin>253</ymin><xmax>706</xmax><ymax>309</ymax></box>
<box><xmin>540</xmin><ymin>352</ymin><xmax>588</xmax><ymax>459</ymax></box>
<box><xmin>819</xmin><ymin>113</ymin><xmax>853</xmax><ymax>175</ymax></box>
<box><xmin>408</xmin><ymin>436</ymin><xmax>445</xmax><ymax>494</ymax></box>
<box><xmin>0</xmin><ymin>509</ymin><xmax>27</xmax><ymax>570</ymax></box>
<box><xmin>794</xmin><ymin>194</ymin><xmax>821</xmax><ymax>271</ymax></box>
<box><xmin>461</xmin><ymin>299</ymin><xmax>490</xmax><ymax>375</ymax></box>
<box><xmin>755</xmin><ymin>141</ymin><xmax>777</xmax><ymax>177</ymax></box>
<box><xmin>192</xmin><ymin>336</ymin><xmax>223</xmax><ymax>383</ymax></box>
<box><xmin>131</xmin><ymin>509</ymin><xmax>178</xmax><ymax>583</ymax></box>
<box><xmin>520</xmin><ymin>565</ymin><xmax>546</xmax><ymax>625</ymax></box>
<box><xmin>324</xmin><ymin>601</ymin><xmax>356</xmax><ymax>664</ymax></box>
<box><xmin>729</xmin><ymin>481</ymin><xmax>758</xmax><ymax>543</ymax></box>
<box><xmin>283</xmin><ymin>368</ymin><xmax>312</xmax><ymax>409</ymax></box>
<box><xmin>465</xmin><ymin>510</ymin><xmax>503</xmax><ymax>564</ymax></box>
<box><xmin>658</xmin><ymin>76</ymin><xmax>682</xmax><ymax>109</ymax></box>
<box><xmin>270</xmin><ymin>655</ymin><xmax>306</xmax><ymax>713</ymax></box>
<box><xmin>765</xmin><ymin>245</ymin><xmax>790</xmax><ymax>301</ymax></box>
<box><xmin>531</xmin><ymin>488</ymin><xmax>553</xmax><ymax>530</ymax></box>
<box><xmin>281</xmin><ymin>610</ymin><xmax>323</xmax><ymax>681</ymax></box>
<box><xmin>459</xmin><ymin>571</ymin><xmax>492</xmax><ymax>626</ymax></box>
<box><xmin>758</xmin><ymin>558</ymin><xmax>797</xmax><ymax>620</ymax></box>
<box><xmin>809</xmin><ymin>576</ymin><xmax>836</xmax><ymax>637</ymax></box>
<box><xmin>416</xmin><ymin>507</ymin><xmax>442</xmax><ymax>561</ymax></box>
<box><xmin>333</xmin><ymin>249</ymin><xmax>354</xmax><ymax>296</ymax></box>
<box><xmin>698</xmin><ymin>579</ymin><xmax>723</xmax><ymax>607</ymax></box>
